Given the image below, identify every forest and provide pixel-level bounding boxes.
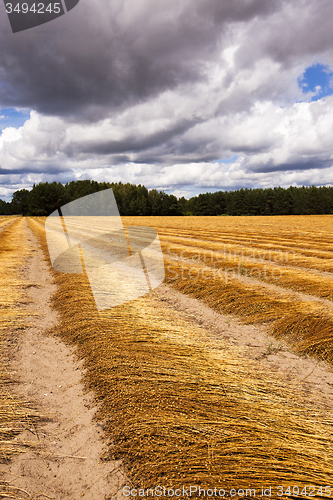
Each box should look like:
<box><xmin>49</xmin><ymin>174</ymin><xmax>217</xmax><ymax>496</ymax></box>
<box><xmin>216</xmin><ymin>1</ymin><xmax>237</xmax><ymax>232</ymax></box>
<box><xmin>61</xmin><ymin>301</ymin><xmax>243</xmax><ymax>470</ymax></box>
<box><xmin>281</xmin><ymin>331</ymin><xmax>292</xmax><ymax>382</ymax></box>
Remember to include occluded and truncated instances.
<box><xmin>1</xmin><ymin>180</ymin><xmax>333</xmax><ymax>216</ymax></box>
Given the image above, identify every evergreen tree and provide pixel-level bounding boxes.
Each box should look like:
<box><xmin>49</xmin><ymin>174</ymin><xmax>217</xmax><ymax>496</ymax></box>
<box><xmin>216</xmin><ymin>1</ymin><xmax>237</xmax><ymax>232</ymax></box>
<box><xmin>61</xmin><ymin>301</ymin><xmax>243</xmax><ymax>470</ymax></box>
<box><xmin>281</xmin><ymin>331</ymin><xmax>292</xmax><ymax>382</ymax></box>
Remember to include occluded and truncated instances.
<box><xmin>160</xmin><ymin>192</ymin><xmax>182</xmax><ymax>215</ymax></box>
<box><xmin>28</xmin><ymin>182</ymin><xmax>66</xmax><ymax>216</ymax></box>
<box><xmin>211</xmin><ymin>191</ymin><xmax>226</xmax><ymax>215</ymax></box>
<box><xmin>11</xmin><ymin>189</ymin><xmax>30</xmax><ymax>215</ymax></box>
<box><xmin>148</xmin><ymin>189</ymin><xmax>162</xmax><ymax>215</ymax></box>
<box><xmin>7</xmin><ymin>180</ymin><xmax>333</xmax><ymax>217</ymax></box>
<box><xmin>194</xmin><ymin>193</ymin><xmax>213</xmax><ymax>215</ymax></box>
<box><xmin>0</xmin><ymin>198</ymin><xmax>13</xmax><ymax>215</ymax></box>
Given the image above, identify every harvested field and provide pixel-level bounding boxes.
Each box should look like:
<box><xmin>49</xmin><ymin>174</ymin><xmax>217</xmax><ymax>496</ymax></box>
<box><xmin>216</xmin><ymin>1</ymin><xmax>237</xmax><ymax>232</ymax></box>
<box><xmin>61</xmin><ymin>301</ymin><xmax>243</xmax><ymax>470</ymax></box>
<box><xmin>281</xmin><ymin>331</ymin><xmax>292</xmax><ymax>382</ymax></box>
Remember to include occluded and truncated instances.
<box><xmin>24</xmin><ymin>216</ymin><xmax>333</xmax><ymax>499</ymax></box>
<box><xmin>119</xmin><ymin>215</ymin><xmax>333</xmax><ymax>365</ymax></box>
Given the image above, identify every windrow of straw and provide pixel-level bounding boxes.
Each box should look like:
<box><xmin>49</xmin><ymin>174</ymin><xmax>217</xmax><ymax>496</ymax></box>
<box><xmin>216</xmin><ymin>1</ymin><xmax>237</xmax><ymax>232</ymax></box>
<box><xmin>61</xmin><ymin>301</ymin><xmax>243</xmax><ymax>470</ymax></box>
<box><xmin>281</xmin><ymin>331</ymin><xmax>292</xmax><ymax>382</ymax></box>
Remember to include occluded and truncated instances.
<box><xmin>117</xmin><ymin>215</ymin><xmax>333</xmax><ymax>366</ymax></box>
<box><xmin>164</xmin><ymin>256</ymin><xmax>333</xmax><ymax>362</ymax></box>
<box><xmin>0</xmin><ymin>214</ymin><xmax>9</xmax><ymax>229</ymax></box>
<box><xmin>0</xmin><ymin>216</ymin><xmax>18</xmax><ymax>230</ymax></box>
<box><xmin>159</xmin><ymin>232</ymin><xmax>333</xmax><ymax>273</ymax></box>
<box><xmin>28</xmin><ymin>216</ymin><xmax>333</xmax><ymax>499</ymax></box>
<box><xmin>132</xmin><ymin>215</ymin><xmax>333</xmax><ymax>272</ymax></box>
<box><xmin>0</xmin><ymin>218</ymin><xmax>44</xmax><ymax>496</ymax></box>
<box><xmin>162</xmin><ymin>240</ymin><xmax>333</xmax><ymax>301</ymax></box>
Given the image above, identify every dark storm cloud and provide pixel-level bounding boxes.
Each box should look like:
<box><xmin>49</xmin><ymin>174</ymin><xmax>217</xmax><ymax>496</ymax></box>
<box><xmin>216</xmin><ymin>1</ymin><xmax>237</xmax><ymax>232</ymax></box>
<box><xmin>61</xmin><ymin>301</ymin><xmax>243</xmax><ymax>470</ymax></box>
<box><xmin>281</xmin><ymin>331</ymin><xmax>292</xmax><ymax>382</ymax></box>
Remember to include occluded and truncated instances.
<box><xmin>250</xmin><ymin>157</ymin><xmax>333</xmax><ymax>174</ymax></box>
<box><xmin>235</xmin><ymin>0</ymin><xmax>333</xmax><ymax>69</ymax></box>
<box><xmin>0</xmin><ymin>163</ymin><xmax>69</xmax><ymax>175</ymax></box>
<box><xmin>0</xmin><ymin>0</ymin><xmax>281</xmax><ymax>118</ymax></box>
<box><xmin>75</xmin><ymin>118</ymin><xmax>199</xmax><ymax>155</ymax></box>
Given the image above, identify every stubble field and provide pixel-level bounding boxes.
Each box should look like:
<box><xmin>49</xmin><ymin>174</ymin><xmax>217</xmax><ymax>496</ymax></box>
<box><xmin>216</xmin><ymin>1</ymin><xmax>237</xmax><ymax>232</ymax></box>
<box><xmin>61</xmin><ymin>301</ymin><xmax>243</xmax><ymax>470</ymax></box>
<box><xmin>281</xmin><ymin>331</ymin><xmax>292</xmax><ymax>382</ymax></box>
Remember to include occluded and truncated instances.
<box><xmin>149</xmin><ymin>215</ymin><xmax>333</xmax><ymax>363</ymax></box>
<box><xmin>2</xmin><ymin>215</ymin><xmax>333</xmax><ymax>499</ymax></box>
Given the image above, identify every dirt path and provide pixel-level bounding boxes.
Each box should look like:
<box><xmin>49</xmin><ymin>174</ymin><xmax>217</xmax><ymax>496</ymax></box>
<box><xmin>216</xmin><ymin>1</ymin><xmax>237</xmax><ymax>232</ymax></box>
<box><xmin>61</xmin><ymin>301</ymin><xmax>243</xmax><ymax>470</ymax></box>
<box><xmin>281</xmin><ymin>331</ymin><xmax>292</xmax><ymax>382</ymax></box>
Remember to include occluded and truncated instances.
<box><xmin>2</xmin><ymin>219</ymin><xmax>126</xmax><ymax>500</ymax></box>
<box><xmin>167</xmin><ymin>252</ymin><xmax>333</xmax><ymax>310</ymax></box>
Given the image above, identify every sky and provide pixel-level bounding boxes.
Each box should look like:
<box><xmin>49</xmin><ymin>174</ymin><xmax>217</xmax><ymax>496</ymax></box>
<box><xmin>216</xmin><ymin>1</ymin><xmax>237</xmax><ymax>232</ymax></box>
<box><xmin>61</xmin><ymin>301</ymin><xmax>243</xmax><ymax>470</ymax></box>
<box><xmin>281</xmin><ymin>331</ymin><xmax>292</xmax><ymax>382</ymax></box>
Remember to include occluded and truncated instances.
<box><xmin>1</xmin><ymin>0</ymin><xmax>333</xmax><ymax>201</ymax></box>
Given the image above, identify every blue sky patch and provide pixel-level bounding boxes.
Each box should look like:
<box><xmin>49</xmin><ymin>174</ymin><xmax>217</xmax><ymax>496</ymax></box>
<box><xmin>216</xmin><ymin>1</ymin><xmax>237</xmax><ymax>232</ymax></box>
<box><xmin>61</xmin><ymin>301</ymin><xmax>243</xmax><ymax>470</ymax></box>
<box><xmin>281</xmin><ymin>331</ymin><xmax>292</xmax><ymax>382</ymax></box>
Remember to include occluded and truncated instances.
<box><xmin>214</xmin><ymin>155</ymin><xmax>239</xmax><ymax>164</ymax></box>
<box><xmin>298</xmin><ymin>63</ymin><xmax>333</xmax><ymax>101</ymax></box>
<box><xmin>0</xmin><ymin>108</ymin><xmax>31</xmax><ymax>132</ymax></box>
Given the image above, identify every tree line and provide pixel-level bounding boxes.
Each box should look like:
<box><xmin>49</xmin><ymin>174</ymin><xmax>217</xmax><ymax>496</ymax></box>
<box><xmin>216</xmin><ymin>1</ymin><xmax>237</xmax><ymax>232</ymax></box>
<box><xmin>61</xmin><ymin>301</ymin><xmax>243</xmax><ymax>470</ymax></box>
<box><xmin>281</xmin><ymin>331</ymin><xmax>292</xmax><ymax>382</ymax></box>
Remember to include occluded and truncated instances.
<box><xmin>1</xmin><ymin>180</ymin><xmax>333</xmax><ymax>216</ymax></box>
